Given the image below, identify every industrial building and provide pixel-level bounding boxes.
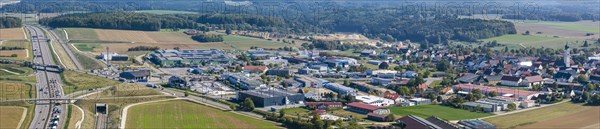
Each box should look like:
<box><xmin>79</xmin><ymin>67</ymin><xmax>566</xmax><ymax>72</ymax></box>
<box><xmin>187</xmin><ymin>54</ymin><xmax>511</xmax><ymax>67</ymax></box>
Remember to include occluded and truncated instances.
<box><xmin>237</xmin><ymin>88</ymin><xmax>304</xmax><ymax>107</ymax></box>
<box><xmin>149</xmin><ymin>49</ymin><xmax>232</xmax><ymax>67</ymax></box>
<box><xmin>224</xmin><ymin>73</ymin><xmax>265</xmax><ymax>90</ymax></box>
<box><xmin>324</xmin><ymin>83</ymin><xmax>357</xmax><ymax>95</ymax></box>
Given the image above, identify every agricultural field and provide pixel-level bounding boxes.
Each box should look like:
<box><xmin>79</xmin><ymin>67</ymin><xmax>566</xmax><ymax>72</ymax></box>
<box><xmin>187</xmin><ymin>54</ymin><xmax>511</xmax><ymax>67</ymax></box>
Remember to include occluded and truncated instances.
<box><xmin>483</xmin><ymin>34</ymin><xmax>589</xmax><ymax>49</ymax></box>
<box><xmin>125</xmin><ymin>100</ymin><xmax>279</xmax><ymax>129</ymax></box>
<box><xmin>388</xmin><ymin>104</ymin><xmax>493</xmax><ymax>120</ymax></box>
<box><xmin>0</xmin><ymin>28</ymin><xmax>27</xmax><ymax>40</ymax></box>
<box><xmin>484</xmin><ymin>102</ymin><xmax>599</xmax><ymax>129</ymax></box>
<box><xmin>135</xmin><ymin>10</ymin><xmax>198</xmax><ymax>14</ymax></box>
<box><xmin>515</xmin><ymin>20</ymin><xmax>600</xmax><ymax>37</ymax></box>
<box><xmin>62</xmin><ymin>28</ymin><xmax>99</xmax><ymax>41</ymax></box>
<box><xmin>72</xmin><ymin>43</ymin><xmax>100</xmax><ymax>52</ymax></box>
<box><xmin>63</xmin><ymin>28</ymin><xmax>298</xmax><ymax>53</ymax></box>
<box><xmin>0</xmin><ymin>40</ymin><xmax>33</xmax><ymax>61</ymax></box>
<box><xmin>61</xmin><ymin>70</ymin><xmax>120</xmax><ymax>94</ymax></box>
<box><xmin>0</xmin><ymin>106</ymin><xmax>27</xmax><ymax>129</ymax></box>
<box><xmin>0</xmin><ymin>81</ymin><xmax>34</xmax><ymax>100</ymax></box>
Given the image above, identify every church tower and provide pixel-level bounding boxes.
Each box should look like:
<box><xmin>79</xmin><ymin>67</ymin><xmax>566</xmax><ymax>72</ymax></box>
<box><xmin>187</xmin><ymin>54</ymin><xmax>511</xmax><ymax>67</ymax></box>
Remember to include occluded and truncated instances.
<box><xmin>564</xmin><ymin>43</ymin><xmax>571</xmax><ymax>68</ymax></box>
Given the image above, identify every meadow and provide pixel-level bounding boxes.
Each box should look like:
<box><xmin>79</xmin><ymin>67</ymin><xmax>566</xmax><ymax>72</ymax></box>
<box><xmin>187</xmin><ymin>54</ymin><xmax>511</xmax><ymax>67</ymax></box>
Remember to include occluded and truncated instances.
<box><xmin>483</xmin><ymin>34</ymin><xmax>589</xmax><ymax>49</ymax></box>
<box><xmin>388</xmin><ymin>104</ymin><xmax>493</xmax><ymax>120</ymax></box>
<box><xmin>61</xmin><ymin>70</ymin><xmax>120</xmax><ymax>94</ymax></box>
<box><xmin>125</xmin><ymin>100</ymin><xmax>279</xmax><ymax>129</ymax></box>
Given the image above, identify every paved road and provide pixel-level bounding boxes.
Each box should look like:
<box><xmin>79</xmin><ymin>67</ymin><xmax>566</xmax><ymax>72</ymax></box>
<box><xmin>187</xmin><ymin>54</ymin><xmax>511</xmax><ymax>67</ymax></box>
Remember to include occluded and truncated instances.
<box><xmin>96</xmin><ymin>114</ymin><xmax>107</xmax><ymax>129</ymax></box>
<box><xmin>27</xmin><ymin>25</ymin><xmax>67</xmax><ymax>129</ymax></box>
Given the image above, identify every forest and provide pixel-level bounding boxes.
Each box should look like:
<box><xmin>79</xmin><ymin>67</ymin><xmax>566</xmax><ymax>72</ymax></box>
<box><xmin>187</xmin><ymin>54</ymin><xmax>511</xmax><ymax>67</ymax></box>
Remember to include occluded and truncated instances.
<box><xmin>0</xmin><ymin>17</ymin><xmax>22</xmax><ymax>28</ymax></box>
<box><xmin>39</xmin><ymin>13</ymin><xmax>198</xmax><ymax>31</ymax></box>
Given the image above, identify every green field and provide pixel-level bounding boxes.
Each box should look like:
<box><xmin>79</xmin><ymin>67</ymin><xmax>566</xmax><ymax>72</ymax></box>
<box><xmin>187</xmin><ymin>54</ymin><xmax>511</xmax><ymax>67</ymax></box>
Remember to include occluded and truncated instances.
<box><xmin>135</xmin><ymin>10</ymin><xmax>198</xmax><ymax>14</ymax></box>
<box><xmin>483</xmin><ymin>34</ymin><xmax>585</xmax><ymax>49</ymax></box>
<box><xmin>125</xmin><ymin>100</ymin><xmax>278</xmax><ymax>129</ymax></box>
<box><xmin>0</xmin><ymin>82</ymin><xmax>34</xmax><ymax>100</ymax></box>
<box><xmin>73</xmin><ymin>43</ymin><xmax>100</xmax><ymax>52</ymax></box>
<box><xmin>61</xmin><ymin>70</ymin><xmax>120</xmax><ymax>94</ymax></box>
<box><xmin>223</xmin><ymin>35</ymin><xmax>259</xmax><ymax>41</ymax></box>
<box><xmin>63</xmin><ymin>28</ymin><xmax>99</xmax><ymax>40</ymax></box>
<box><xmin>388</xmin><ymin>104</ymin><xmax>493</xmax><ymax>120</ymax></box>
<box><xmin>535</xmin><ymin>21</ymin><xmax>600</xmax><ymax>33</ymax></box>
<box><xmin>0</xmin><ymin>64</ymin><xmax>36</xmax><ymax>83</ymax></box>
<box><xmin>282</xmin><ymin>107</ymin><xmax>311</xmax><ymax>117</ymax></box>
<box><xmin>73</xmin><ymin>51</ymin><xmax>105</xmax><ymax>70</ymax></box>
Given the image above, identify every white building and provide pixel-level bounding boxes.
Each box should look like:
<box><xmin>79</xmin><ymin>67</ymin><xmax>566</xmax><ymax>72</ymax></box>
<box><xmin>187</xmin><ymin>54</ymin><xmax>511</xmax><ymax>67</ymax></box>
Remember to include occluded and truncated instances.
<box><xmin>355</xmin><ymin>95</ymin><xmax>395</xmax><ymax>107</ymax></box>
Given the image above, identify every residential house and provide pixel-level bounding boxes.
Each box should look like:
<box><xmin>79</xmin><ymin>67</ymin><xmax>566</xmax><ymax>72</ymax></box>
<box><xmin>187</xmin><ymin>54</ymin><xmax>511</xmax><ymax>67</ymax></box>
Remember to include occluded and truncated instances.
<box><xmin>501</xmin><ymin>76</ymin><xmax>522</xmax><ymax>87</ymax></box>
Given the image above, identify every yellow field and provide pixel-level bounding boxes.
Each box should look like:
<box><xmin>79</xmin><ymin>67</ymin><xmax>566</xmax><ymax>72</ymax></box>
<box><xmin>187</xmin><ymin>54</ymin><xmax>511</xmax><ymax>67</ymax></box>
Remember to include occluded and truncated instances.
<box><xmin>95</xmin><ymin>29</ymin><xmax>157</xmax><ymax>43</ymax></box>
<box><xmin>0</xmin><ymin>28</ymin><xmax>27</xmax><ymax>40</ymax></box>
<box><xmin>67</xmin><ymin>105</ymin><xmax>83</xmax><ymax>129</ymax></box>
<box><xmin>0</xmin><ymin>106</ymin><xmax>26</xmax><ymax>129</ymax></box>
<box><xmin>484</xmin><ymin>102</ymin><xmax>598</xmax><ymax>129</ymax></box>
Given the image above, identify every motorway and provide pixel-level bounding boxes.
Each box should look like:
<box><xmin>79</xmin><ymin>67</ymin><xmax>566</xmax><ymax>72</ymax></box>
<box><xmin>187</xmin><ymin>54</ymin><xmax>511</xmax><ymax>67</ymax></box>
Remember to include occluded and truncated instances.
<box><xmin>27</xmin><ymin>25</ymin><xmax>67</xmax><ymax>129</ymax></box>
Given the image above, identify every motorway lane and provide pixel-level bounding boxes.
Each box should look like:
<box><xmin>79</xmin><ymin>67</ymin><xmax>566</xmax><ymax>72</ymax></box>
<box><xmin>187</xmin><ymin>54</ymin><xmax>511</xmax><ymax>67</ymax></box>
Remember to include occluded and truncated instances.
<box><xmin>27</xmin><ymin>25</ymin><xmax>67</xmax><ymax>129</ymax></box>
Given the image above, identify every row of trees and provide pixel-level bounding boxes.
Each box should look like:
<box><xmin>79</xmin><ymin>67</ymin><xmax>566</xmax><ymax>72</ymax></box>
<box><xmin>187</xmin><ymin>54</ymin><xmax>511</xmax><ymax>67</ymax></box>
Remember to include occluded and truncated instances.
<box><xmin>303</xmin><ymin>40</ymin><xmax>376</xmax><ymax>51</ymax></box>
<box><xmin>191</xmin><ymin>33</ymin><xmax>224</xmax><ymax>42</ymax></box>
<box><xmin>127</xmin><ymin>46</ymin><xmax>160</xmax><ymax>51</ymax></box>
<box><xmin>0</xmin><ymin>17</ymin><xmax>22</xmax><ymax>28</ymax></box>
<box><xmin>40</xmin><ymin>12</ymin><xmax>198</xmax><ymax>31</ymax></box>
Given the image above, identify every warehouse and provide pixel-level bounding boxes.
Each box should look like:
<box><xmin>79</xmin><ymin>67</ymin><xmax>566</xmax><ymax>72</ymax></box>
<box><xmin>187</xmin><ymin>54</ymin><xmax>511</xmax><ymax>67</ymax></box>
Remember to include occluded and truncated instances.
<box><xmin>238</xmin><ymin>88</ymin><xmax>305</xmax><ymax>107</ymax></box>
<box><xmin>149</xmin><ymin>49</ymin><xmax>232</xmax><ymax>67</ymax></box>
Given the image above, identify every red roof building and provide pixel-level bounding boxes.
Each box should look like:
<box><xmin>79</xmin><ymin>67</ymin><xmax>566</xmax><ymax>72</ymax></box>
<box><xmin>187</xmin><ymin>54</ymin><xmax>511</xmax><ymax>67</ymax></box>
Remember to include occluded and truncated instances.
<box><xmin>243</xmin><ymin>66</ymin><xmax>268</xmax><ymax>73</ymax></box>
<box><xmin>346</xmin><ymin>102</ymin><xmax>381</xmax><ymax>114</ymax></box>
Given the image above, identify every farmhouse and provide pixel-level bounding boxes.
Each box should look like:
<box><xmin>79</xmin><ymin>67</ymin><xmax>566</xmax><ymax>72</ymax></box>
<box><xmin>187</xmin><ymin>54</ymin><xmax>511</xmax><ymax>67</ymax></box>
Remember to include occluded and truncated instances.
<box><xmin>237</xmin><ymin>88</ymin><xmax>304</xmax><ymax>107</ymax></box>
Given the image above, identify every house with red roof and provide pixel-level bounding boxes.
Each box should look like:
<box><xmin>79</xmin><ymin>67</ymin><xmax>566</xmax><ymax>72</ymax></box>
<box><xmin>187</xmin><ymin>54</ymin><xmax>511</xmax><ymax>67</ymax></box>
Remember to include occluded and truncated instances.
<box><xmin>346</xmin><ymin>102</ymin><xmax>389</xmax><ymax>114</ymax></box>
<box><xmin>243</xmin><ymin>66</ymin><xmax>268</xmax><ymax>74</ymax></box>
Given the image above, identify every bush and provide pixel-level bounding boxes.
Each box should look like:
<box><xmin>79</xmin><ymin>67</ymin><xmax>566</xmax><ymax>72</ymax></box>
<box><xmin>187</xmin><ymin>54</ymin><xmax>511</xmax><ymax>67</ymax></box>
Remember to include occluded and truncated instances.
<box><xmin>191</xmin><ymin>34</ymin><xmax>224</xmax><ymax>42</ymax></box>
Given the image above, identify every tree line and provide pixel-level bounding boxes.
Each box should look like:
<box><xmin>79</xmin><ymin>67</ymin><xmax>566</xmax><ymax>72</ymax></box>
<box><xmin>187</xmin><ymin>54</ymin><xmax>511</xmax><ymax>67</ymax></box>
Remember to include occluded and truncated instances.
<box><xmin>0</xmin><ymin>17</ymin><xmax>22</xmax><ymax>29</ymax></box>
<box><xmin>39</xmin><ymin>12</ymin><xmax>198</xmax><ymax>31</ymax></box>
<box><xmin>191</xmin><ymin>33</ymin><xmax>224</xmax><ymax>42</ymax></box>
